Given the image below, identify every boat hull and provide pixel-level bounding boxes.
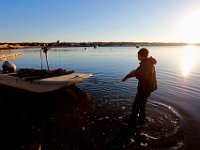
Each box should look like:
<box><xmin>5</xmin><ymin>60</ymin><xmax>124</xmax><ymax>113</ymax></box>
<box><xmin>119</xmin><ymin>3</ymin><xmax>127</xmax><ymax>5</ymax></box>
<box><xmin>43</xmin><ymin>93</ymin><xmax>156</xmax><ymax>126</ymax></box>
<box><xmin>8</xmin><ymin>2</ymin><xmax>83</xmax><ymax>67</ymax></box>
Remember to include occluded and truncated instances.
<box><xmin>0</xmin><ymin>73</ymin><xmax>92</xmax><ymax>93</ymax></box>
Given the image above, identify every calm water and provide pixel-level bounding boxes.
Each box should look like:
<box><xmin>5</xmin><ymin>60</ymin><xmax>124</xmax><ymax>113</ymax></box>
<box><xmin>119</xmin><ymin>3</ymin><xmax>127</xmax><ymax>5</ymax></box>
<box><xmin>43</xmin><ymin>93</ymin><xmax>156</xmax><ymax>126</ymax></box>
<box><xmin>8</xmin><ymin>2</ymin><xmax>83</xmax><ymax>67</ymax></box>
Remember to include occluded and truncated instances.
<box><xmin>0</xmin><ymin>46</ymin><xmax>200</xmax><ymax>149</ymax></box>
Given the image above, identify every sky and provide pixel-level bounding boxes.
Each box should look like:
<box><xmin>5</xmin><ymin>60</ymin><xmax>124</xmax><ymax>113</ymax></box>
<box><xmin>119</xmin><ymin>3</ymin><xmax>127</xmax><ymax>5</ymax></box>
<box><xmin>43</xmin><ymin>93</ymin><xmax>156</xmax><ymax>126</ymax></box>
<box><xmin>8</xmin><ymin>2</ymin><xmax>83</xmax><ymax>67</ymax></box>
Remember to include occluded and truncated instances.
<box><xmin>1</xmin><ymin>0</ymin><xmax>200</xmax><ymax>43</ymax></box>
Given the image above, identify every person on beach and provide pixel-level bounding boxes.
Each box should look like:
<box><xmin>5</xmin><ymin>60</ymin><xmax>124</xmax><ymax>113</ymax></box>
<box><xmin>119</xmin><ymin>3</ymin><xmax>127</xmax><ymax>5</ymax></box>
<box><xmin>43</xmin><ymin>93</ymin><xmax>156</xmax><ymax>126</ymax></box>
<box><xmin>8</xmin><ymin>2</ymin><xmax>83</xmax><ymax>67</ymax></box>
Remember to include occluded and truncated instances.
<box><xmin>122</xmin><ymin>48</ymin><xmax>157</xmax><ymax>133</ymax></box>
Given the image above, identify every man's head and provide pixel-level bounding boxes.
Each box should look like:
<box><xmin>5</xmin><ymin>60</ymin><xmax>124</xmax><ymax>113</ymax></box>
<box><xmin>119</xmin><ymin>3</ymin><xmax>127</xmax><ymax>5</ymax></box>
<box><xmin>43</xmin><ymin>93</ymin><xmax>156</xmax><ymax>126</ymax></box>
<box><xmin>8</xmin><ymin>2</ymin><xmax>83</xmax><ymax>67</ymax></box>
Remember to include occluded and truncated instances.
<box><xmin>137</xmin><ymin>48</ymin><xmax>149</xmax><ymax>61</ymax></box>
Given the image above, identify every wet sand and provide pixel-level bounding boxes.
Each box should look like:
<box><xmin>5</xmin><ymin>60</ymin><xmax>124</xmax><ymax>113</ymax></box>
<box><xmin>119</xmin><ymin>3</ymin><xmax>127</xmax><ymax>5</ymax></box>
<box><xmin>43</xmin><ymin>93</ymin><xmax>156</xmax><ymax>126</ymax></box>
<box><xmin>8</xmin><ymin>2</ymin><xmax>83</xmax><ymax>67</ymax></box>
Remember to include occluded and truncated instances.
<box><xmin>0</xmin><ymin>85</ymin><xmax>185</xmax><ymax>150</ymax></box>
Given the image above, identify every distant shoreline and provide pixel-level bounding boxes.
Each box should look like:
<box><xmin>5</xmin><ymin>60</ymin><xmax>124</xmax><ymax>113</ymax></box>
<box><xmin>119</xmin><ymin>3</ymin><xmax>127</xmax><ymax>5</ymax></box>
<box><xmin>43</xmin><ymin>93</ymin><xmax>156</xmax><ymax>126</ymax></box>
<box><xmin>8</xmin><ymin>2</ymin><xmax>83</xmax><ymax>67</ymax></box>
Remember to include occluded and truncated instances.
<box><xmin>0</xmin><ymin>44</ymin><xmax>40</xmax><ymax>50</ymax></box>
<box><xmin>1</xmin><ymin>42</ymin><xmax>199</xmax><ymax>50</ymax></box>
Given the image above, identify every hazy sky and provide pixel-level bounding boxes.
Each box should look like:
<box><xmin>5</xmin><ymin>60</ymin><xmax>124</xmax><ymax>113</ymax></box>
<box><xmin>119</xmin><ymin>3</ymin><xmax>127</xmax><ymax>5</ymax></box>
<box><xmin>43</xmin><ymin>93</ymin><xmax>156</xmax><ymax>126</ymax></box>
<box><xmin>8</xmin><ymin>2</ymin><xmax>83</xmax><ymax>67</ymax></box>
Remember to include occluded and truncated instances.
<box><xmin>1</xmin><ymin>0</ymin><xmax>200</xmax><ymax>43</ymax></box>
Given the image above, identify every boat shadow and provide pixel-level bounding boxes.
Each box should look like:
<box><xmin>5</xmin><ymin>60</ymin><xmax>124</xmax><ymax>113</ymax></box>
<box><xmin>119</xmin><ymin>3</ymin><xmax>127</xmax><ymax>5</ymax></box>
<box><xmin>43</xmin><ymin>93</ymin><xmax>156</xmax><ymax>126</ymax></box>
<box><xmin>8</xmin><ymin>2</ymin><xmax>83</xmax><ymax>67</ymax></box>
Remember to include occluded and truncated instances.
<box><xmin>0</xmin><ymin>85</ymin><xmax>93</xmax><ymax>150</ymax></box>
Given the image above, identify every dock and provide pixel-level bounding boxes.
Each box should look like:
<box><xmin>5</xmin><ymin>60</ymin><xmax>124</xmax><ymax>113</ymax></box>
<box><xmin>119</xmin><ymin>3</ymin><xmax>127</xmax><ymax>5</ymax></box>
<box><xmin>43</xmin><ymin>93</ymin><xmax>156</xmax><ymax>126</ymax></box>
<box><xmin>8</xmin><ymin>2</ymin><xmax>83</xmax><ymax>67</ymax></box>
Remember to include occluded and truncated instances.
<box><xmin>0</xmin><ymin>53</ymin><xmax>22</xmax><ymax>61</ymax></box>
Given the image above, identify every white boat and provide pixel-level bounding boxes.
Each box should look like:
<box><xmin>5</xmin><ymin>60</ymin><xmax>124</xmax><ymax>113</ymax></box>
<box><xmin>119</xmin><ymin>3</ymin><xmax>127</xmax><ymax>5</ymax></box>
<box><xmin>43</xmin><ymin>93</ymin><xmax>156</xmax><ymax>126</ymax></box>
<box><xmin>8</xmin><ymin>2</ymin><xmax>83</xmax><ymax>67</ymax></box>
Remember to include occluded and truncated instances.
<box><xmin>0</xmin><ymin>42</ymin><xmax>92</xmax><ymax>93</ymax></box>
<box><xmin>0</xmin><ymin>69</ymin><xmax>92</xmax><ymax>93</ymax></box>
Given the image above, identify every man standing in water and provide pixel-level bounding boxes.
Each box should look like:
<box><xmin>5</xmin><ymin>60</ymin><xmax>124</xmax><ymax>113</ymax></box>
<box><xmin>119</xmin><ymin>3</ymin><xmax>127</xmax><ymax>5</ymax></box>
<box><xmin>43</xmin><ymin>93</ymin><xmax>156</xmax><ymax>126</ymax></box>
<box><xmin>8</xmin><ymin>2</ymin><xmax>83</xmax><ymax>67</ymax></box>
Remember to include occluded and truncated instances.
<box><xmin>122</xmin><ymin>48</ymin><xmax>157</xmax><ymax>133</ymax></box>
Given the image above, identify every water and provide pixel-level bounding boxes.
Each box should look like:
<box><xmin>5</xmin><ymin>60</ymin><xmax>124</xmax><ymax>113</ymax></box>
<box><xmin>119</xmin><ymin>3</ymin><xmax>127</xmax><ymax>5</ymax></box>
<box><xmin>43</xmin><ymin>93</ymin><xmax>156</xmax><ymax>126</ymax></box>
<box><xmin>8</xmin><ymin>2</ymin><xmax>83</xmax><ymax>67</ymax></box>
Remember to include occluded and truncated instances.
<box><xmin>0</xmin><ymin>46</ymin><xmax>200</xmax><ymax>149</ymax></box>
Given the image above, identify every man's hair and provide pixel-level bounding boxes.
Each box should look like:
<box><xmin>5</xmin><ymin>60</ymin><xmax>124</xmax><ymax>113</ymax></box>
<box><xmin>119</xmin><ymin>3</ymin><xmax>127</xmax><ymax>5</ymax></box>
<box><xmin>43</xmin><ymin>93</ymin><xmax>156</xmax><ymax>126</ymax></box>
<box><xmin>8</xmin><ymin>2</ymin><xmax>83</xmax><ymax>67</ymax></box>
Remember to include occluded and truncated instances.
<box><xmin>138</xmin><ymin>48</ymin><xmax>149</xmax><ymax>57</ymax></box>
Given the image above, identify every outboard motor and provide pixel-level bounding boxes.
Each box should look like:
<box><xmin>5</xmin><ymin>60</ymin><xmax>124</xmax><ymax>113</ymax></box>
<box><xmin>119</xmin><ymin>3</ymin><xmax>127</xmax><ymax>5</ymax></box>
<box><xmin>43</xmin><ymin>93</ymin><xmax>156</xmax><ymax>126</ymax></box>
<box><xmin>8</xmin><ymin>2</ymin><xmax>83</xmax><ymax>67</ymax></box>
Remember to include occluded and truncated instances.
<box><xmin>2</xmin><ymin>61</ymin><xmax>17</xmax><ymax>73</ymax></box>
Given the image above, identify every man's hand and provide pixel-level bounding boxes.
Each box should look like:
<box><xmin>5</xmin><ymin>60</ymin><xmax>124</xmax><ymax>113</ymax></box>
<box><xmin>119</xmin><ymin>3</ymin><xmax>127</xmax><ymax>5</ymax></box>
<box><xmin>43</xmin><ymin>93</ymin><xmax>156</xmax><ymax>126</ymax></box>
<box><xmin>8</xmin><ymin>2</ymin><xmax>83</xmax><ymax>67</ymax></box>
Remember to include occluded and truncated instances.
<box><xmin>122</xmin><ymin>77</ymin><xmax>127</xmax><ymax>82</ymax></box>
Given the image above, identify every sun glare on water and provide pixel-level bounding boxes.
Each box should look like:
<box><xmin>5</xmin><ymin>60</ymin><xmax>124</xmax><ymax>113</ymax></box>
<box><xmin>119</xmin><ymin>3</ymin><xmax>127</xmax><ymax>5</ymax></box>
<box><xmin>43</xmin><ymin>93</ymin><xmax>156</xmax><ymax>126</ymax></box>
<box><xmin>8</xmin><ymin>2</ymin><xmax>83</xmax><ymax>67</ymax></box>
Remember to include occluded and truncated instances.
<box><xmin>180</xmin><ymin>45</ymin><xmax>197</xmax><ymax>77</ymax></box>
<box><xmin>177</xmin><ymin>10</ymin><xmax>200</xmax><ymax>43</ymax></box>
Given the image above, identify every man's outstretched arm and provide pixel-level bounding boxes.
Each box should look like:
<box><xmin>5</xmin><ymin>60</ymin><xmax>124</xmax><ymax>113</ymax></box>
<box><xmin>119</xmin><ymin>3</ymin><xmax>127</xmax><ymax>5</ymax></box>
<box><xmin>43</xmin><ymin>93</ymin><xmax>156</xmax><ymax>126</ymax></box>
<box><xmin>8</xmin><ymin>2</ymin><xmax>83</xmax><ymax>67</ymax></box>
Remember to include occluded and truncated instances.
<box><xmin>122</xmin><ymin>69</ymin><xmax>138</xmax><ymax>82</ymax></box>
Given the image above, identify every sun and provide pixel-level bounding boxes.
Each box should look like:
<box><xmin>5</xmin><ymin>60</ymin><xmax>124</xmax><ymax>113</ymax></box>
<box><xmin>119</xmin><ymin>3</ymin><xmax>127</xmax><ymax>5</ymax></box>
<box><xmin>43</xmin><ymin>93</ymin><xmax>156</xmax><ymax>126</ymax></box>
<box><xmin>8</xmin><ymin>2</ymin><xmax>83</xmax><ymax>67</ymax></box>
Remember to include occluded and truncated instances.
<box><xmin>177</xmin><ymin>10</ymin><xmax>200</xmax><ymax>43</ymax></box>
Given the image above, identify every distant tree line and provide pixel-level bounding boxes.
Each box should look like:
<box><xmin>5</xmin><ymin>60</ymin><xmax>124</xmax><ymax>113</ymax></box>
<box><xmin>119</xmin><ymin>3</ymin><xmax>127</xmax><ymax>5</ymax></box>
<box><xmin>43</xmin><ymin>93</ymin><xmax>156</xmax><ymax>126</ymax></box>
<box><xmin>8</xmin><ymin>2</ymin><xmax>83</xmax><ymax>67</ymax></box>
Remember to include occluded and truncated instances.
<box><xmin>1</xmin><ymin>41</ymin><xmax>199</xmax><ymax>48</ymax></box>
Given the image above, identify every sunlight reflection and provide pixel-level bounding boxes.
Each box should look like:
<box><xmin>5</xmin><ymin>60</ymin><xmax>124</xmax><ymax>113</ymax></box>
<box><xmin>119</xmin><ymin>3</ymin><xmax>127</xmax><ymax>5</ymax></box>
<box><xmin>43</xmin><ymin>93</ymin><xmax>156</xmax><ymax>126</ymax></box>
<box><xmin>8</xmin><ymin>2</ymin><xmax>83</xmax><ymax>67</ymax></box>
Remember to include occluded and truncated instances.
<box><xmin>180</xmin><ymin>45</ymin><xmax>197</xmax><ymax>77</ymax></box>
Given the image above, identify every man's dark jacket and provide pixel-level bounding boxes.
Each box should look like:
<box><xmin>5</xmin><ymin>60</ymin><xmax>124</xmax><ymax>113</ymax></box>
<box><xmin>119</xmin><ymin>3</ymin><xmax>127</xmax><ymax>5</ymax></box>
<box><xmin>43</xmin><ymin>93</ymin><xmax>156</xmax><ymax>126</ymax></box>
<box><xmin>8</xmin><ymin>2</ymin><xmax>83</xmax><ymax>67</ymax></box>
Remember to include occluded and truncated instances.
<box><xmin>135</xmin><ymin>56</ymin><xmax>157</xmax><ymax>92</ymax></box>
<box><xmin>126</xmin><ymin>56</ymin><xmax>157</xmax><ymax>92</ymax></box>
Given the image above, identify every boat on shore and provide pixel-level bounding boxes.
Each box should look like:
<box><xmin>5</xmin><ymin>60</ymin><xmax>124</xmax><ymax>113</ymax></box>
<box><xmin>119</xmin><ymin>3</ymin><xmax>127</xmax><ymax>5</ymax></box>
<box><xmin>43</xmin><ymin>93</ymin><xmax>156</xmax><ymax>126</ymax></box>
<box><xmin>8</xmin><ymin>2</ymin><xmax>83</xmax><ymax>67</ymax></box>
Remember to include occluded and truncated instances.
<box><xmin>0</xmin><ymin>68</ymin><xmax>92</xmax><ymax>93</ymax></box>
